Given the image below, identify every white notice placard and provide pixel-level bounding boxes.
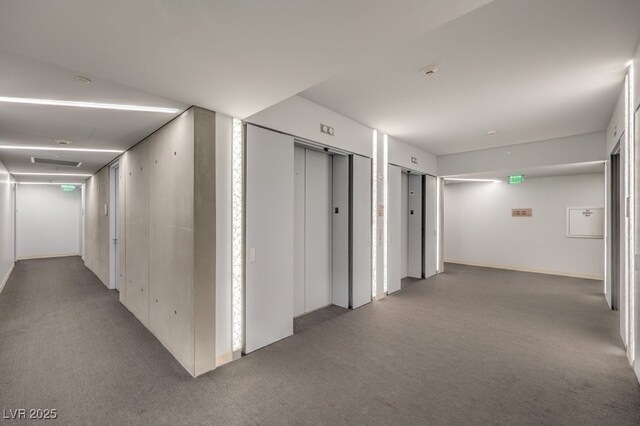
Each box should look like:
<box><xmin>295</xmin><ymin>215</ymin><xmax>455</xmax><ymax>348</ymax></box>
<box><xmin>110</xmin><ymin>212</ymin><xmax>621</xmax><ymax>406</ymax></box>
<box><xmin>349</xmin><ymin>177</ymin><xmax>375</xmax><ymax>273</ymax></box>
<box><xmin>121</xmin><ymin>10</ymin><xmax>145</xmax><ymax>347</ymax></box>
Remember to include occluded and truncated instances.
<box><xmin>566</xmin><ymin>207</ymin><xmax>604</xmax><ymax>239</ymax></box>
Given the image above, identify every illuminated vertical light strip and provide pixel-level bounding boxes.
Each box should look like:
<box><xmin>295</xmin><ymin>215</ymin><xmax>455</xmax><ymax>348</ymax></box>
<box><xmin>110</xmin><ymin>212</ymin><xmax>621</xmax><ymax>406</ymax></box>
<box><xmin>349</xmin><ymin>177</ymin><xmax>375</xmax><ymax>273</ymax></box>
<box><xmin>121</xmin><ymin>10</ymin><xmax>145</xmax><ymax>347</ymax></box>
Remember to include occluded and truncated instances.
<box><xmin>371</xmin><ymin>129</ymin><xmax>378</xmax><ymax>299</ymax></box>
<box><xmin>624</xmin><ymin>74</ymin><xmax>630</xmax><ymax>352</ymax></box>
<box><xmin>627</xmin><ymin>62</ymin><xmax>636</xmax><ymax>361</ymax></box>
<box><xmin>436</xmin><ymin>177</ymin><xmax>441</xmax><ymax>272</ymax></box>
<box><xmin>231</xmin><ymin>118</ymin><xmax>244</xmax><ymax>353</ymax></box>
<box><xmin>383</xmin><ymin>134</ymin><xmax>389</xmax><ymax>294</ymax></box>
<box><xmin>623</xmin><ymin>72</ymin><xmax>633</xmax><ymax>359</ymax></box>
<box><xmin>604</xmin><ymin>160</ymin><xmax>609</xmax><ymax>297</ymax></box>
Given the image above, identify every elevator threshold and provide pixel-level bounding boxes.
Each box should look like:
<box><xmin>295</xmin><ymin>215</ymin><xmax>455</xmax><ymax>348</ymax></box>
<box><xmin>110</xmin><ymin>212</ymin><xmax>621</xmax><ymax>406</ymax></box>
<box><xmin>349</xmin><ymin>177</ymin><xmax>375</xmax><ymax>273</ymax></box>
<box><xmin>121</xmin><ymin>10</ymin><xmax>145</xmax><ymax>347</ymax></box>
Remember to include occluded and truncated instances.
<box><xmin>293</xmin><ymin>305</ymin><xmax>349</xmax><ymax>334</ymax></box>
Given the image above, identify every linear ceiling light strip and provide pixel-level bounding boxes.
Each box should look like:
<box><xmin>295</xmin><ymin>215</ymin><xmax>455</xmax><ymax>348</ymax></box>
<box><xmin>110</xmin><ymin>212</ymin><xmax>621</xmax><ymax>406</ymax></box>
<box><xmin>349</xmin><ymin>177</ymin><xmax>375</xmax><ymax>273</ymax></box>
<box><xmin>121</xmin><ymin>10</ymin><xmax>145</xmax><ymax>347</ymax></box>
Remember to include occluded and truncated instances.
<box><xmin>0</xmin><ymin>96</ymin><xmax>179</xmax><ymax>114</ymax></box>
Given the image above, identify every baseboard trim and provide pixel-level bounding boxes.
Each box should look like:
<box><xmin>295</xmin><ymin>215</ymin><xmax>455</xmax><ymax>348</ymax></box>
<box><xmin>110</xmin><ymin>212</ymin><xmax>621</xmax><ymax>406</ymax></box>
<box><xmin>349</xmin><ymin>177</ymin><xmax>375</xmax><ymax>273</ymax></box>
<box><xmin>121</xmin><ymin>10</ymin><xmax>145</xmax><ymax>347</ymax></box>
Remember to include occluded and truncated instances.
<box><xmin>17</xmin><ymin>253</ymin><xmax>80</xmax><ymax>261</ymax></box>
<box><xmin>0</xmin><ymin>262</ymin><xmax>15</xmax><ymax>295</ymax></box>
<box><xmin>444</xmin><ymin>259</ymin><xmax>604</xmax><ymax>281</ymax></box>
<box><xmin>216</xmin><ymin>351</ymin><xmax>234</xmax><ymax>367</ymax></box>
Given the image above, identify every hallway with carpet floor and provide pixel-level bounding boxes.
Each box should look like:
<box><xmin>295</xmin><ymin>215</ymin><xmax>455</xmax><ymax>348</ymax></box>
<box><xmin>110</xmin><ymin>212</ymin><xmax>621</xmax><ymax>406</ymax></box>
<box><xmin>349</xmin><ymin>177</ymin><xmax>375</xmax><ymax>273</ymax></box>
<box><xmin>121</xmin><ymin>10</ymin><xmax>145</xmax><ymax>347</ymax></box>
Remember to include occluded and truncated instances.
<box><xmin>0</xmin><ymin>257</ymin><xmax>638</xmax><ymax>425</ymax></box>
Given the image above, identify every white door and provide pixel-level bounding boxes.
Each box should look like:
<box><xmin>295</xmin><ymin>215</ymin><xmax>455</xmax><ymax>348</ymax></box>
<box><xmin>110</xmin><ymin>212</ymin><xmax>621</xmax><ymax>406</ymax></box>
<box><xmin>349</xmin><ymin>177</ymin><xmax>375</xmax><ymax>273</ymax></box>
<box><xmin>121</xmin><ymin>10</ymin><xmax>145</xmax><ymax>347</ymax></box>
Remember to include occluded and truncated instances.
<box><xmin>407</xmin><ymin>174</ymin><xmax>423</xmax><ymax>278</ymax></box>
<box><xmin>620</xmin><ymin>135</ymin><xmax>627</xmax><ymax>346</ymax></box>
<box><xmin>401</xmin><ymin>173</ymin><xmax>409</xmax><ymax>278</ymax></box>
<box><xmin>113</xmin><ymin>166</ymin><xmax>120</xmax><ymax>290</ymax></box>
<box><xmin>294</xmin><ymin>147</ymin><xmax>333</xmax><ymax>316</ymax></box>
<box><xmin>304</xmin><ymin>149</ymin><xmax>332</xmax><ymax>312</ymax></box>
<box><xmin>424</xmin><ymin>175</ymin><xmax>438</xmax><ymax>278</ymax></box>
<box><xmin>351</xmin><ymin>155</ymin><xmax>372</xmax><ymax>309</ymax></box>
<box><xmin>387</xmin><ymin>165</ymin><xmax>402</xmax><ymax>294</ymax></box>
<box><xmin>332</xmin><ymin>155</ymin><xmax>349</xmax><ymax>308</ymax></box>
<box><xmin>245</xmin><ymin>125</ymin><xmax>294</xmax><ymax>353</ymax></box>
<box><xmin>293</xmin><ymin>147</ymin><xmax>306</xmax><ymax>316</ymax></box>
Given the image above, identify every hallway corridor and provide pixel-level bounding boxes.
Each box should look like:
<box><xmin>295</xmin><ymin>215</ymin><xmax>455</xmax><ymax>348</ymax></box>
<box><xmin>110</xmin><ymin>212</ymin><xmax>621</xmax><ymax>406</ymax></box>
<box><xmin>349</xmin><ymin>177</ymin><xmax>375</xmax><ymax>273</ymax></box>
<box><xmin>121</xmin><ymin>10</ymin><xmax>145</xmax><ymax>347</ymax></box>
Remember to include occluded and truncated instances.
<box><xmin>1</xmin><ymin>258</ymin><xmax>638</xmax><ymax>425</ymax></box>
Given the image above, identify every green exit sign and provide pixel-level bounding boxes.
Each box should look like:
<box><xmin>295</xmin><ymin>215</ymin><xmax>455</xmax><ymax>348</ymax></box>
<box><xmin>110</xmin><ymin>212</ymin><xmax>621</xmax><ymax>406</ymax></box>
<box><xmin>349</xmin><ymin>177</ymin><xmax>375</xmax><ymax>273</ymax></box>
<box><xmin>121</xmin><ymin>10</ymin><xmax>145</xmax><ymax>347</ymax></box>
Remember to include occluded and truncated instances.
<box><xmin>60</xmin><ymin>184</ymin><xmax>76</xmax><ymax>192</ymax></box>
<box><xmin>509</xmin><ymin>175</ymin><xmax>524</xmax><ymax>184</ymax></box>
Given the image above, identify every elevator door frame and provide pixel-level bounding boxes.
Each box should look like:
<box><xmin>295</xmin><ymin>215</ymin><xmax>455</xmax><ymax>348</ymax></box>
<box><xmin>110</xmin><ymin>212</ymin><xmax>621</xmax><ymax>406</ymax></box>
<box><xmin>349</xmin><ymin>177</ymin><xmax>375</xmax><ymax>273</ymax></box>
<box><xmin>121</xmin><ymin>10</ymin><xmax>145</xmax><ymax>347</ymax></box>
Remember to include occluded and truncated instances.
<box><xmin>611</xmin><ymin>144</ymin><xmax>620</xmax><ymax>311</ymax></box>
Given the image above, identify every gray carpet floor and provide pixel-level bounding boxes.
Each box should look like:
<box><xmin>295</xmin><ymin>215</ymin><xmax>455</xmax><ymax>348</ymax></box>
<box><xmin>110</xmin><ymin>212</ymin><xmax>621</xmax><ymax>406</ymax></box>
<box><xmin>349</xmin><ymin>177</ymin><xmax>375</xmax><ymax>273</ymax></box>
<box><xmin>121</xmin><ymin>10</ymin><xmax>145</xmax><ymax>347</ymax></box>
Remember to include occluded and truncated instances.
<box><xmin>1</xmin><ymin>257</ymin><xmax>639</xmax><ymax>425</ymax></box>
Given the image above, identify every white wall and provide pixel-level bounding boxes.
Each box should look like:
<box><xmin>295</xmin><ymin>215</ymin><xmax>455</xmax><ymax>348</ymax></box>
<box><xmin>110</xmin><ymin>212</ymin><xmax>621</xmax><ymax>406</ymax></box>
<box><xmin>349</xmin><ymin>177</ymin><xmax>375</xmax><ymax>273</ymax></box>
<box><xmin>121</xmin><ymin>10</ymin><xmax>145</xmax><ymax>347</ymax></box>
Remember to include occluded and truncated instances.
<box><xmin>246</xmin><ymin>95</ymin><xmax>373</xmax><ymax>158</ymax></box>
<box><xmin>388</xmin><ymin>135</ymin><xmax>437</xmax><ymax>176</ymax></box>
<box><xmin>444</xmin><ymin>173</ymin><xmax>605</xmax><ymax>279</ymax></box>
<box><xmin>215</xmin><ymin>112</ymin><xmax>233</xmax><ymax>364</ymax></box>
<box><xmin>606</xmin><ymin>86</ymin><xmax>625</xmax><ymax>156</ymax></box>
<box><xmin>16</xmin><ymin>184</ymin><xmax>81</xmax><ymax>259</ymax></box>
<box><xmin>438</xmin><ymin>131</ymin><xmax>606</xmax><ymax>177</ymax></box>
<box><xmin>84</xmin><ymin>107</ymin><xmax>217</xmax><ymax>377</ymax></box>
<box><xmin>0</xmin><ymin>160</ymin><xmax>15</xmax><ymax>292</ymax></box>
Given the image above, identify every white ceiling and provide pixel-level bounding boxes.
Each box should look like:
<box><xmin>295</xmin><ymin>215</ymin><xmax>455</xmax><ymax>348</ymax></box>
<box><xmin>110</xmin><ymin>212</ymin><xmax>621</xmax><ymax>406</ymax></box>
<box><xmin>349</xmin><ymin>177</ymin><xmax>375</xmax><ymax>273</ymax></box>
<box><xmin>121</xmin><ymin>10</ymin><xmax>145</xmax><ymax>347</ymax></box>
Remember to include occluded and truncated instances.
<box><xmin>0</xmin><ymin>50</ymin><xmax>187</xmax><ymax>182</ymax></box>
<box><xmin>301</xmin><ymin>0</ymin><xmax>640</xmax><ymax>155</ymax></box>
<box><xmin>443</xmin><ymin>161</ymin><xmax>605</xmax><ymax>183</ymax></box>
<box><xmin>0</xmin><ymin>0</ymin><xmax>492</xmax><ymax>119</ymax></box>
<box><xmin>0</xmin><ymin>0</ymin><xmax>492</xmax><ymax>181</ymax></box>
<box><xmin>0</xmin><ymin>0</ymin><xmax>637</xmax><ymax>182</ymax></box>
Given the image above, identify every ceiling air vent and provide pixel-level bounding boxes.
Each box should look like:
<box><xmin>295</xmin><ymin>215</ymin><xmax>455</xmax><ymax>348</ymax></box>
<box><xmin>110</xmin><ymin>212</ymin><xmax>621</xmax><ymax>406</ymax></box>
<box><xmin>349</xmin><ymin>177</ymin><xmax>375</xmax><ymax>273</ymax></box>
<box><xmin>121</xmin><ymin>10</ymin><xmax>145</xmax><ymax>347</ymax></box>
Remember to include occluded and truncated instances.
<box><xmin>31</xmin><ymin>157</ymin><xmax>82</xmax><ymax>168</ymax></box>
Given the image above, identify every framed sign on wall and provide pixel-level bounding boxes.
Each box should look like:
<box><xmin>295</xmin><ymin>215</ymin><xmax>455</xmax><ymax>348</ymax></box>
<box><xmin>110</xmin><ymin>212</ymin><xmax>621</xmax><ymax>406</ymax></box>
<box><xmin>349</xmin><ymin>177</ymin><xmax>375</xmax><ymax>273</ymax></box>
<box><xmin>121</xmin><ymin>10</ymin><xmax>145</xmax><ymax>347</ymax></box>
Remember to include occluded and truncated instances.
<box><xmin>566</xmin><ymin>207</ymin><xmax>604</xmax><ymax>239</ymax></box>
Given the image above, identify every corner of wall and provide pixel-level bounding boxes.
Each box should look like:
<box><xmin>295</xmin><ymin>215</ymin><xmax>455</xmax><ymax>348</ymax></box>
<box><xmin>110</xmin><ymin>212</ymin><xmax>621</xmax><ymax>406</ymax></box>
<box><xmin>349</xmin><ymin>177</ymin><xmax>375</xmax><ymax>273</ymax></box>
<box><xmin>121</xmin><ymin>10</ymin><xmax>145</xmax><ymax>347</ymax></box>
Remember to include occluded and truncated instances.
<box><xmin>193</xmin><ymin>106</ymin><xmax>217</xmax><ymax>376</ymax></box>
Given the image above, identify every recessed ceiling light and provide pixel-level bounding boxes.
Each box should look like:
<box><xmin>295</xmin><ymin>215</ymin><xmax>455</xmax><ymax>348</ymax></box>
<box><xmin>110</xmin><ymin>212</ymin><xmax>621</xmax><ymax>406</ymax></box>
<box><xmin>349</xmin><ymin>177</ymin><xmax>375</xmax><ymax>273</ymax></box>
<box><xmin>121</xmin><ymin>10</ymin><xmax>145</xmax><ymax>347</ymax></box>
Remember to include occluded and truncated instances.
<box><xmin>0</xmin><ymin>96</ymin><xmax>180</xmax><ymax>114</ymax></box>
<box><xmin>56</xmin><ymin>139</ymin><xmax>72</xmax><ymax>145</ymax></box>
<box><xmin>11</xmin><ymin>172</ymin><xmax>92</xmax><ymax>177</ymax></box>
<box><xmin>487</xmin><ymin>130</ymin><xmax>497</xmax><ymax>136</ymax></box>
<box><xmin>74</xmin><ymin>75</ymin><xmax>92</xmax><ymax>84</ymax></box>
<box><xmin>17</xmin><ymin>182</ymin><xmax>82</xmax><ymax>185</ymax></box>
<box><xmin>0</xmin><ymin>145</ymin><xmax>123</xmax><ymax>153</ymax></box>
<box><xmin>444</xmin><ymin>178</ymin><xmax>501</xmax><ymax>183</ymax></box>
<box><xmin>421</xmin><ymin>65</ymin><xmax>439</xmax><ymax>77</ymax></box>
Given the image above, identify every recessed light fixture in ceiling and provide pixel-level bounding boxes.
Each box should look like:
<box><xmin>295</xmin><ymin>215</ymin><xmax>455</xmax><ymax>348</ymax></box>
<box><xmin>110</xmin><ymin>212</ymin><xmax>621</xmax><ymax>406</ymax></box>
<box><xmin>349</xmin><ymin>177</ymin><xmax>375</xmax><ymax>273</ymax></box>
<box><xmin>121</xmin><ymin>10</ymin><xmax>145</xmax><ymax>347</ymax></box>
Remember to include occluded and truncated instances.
<box><xmin>0</xmin><ymin>144</ymin><xmax>123</xmax><ymax>153</ymax></box>
<box><xmin>11</xmin><ymin>172</ymin><xmax>92</xmax><ymax>177</ymax></box>
<box><xmin>487</xmin><ymin>130</ymin><xmax>497</xmax><ymax>136</ymax></box>
<box><xmin>31</xmin><ymin>157</ymin><xmax>83</xmax><ymax>168</ymax></box>
<box><xmin>421</xmin><ymin>65</ymin><xmax>439</xmax><ymax>77</ymax></box>
<box><xmin>444</xmin><ymin>178</ymin><xmax>501</xmax><ymax>183</ymax></box>
<box><xmin>0</xmin><ymin>96</ymin><xmax>180</xmax><ymax>114</ymax></box>
<box><xmin>74</xmin><ymin>75</ymin><xmax>92</xmax><ymax>84</ymax></box>
<box><xmin>17</xmin><ymin>182</ymin><xmax>82</xmax><ymax>185</ymax></box>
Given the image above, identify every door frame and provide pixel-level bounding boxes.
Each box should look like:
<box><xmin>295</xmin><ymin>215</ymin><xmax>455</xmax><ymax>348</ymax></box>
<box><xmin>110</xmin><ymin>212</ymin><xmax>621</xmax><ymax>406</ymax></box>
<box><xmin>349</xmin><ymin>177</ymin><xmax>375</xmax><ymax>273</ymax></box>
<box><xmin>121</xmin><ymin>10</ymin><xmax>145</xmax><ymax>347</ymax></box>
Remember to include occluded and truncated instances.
<box><xmin>611</xmin><ymin>144</ymin><xmax>621</xmax><ymax>310</ymax></box>
<box><xmin>109</xmin><ymin>162</ymin><xmax>120</xmax><ymax>290</ymax></box>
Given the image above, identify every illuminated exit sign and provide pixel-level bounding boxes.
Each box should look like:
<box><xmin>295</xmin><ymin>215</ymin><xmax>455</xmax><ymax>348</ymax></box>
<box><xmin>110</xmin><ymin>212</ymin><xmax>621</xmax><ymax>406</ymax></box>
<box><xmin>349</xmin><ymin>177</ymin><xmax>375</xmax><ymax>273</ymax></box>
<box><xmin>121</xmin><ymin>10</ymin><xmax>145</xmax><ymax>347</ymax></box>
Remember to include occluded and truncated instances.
<box><xmin>509</xmin><ymin>175</ymin><xmax>524</xmax><ymax>184</ymax></box>
<box><xmin>60</xmin><ymin>185</ymin><xmax>76</xmax><ymax>192</ymax></box>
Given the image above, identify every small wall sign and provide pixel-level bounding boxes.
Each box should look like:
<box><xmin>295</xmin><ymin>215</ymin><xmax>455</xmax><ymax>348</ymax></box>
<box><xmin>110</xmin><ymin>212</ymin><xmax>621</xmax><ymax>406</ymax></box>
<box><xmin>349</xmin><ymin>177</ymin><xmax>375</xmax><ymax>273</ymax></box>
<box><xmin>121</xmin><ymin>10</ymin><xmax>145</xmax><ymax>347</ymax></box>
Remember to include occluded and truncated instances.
<box><xmin>512</xmin><ymin>208</ymin><xmax>532</xmax><ymax>217</ymax></box>
<box><xmin>509</xmin><ymin>175</ymin><xmax>524</xmax><ymax>184</ymax></box>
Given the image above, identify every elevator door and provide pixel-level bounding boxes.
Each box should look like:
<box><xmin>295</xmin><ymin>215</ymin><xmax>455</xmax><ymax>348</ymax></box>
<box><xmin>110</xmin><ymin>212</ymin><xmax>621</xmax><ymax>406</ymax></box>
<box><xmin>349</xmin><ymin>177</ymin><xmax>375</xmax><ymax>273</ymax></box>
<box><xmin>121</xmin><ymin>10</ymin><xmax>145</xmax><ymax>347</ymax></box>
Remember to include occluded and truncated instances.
<box><xmin>245</xmin><ymin>126</ymin><xmax>294</xmax><ymax>354</ymax></box>
<box><xmin>424</xmin><ymin>175</ymin><xmax>438</xmax><ymax>278</ymax></box>
<box><xmin>387</xmin><ymin>165</ymin><xmax>402</xmax><ymax>294</ymax></box>
<box><xmin>294</xmin><ymin>147</ymin><xmax>333</xmax><ymax>316</ymax></box>
<box><xmin>350</xmin><ymin>155</ymin><xmax>372</xmax><ymax>309</ymax></box>
<box><xmin>407</xmin><ymin>174</ymin><xmax>423</xmax><ymax>278</ymax></box>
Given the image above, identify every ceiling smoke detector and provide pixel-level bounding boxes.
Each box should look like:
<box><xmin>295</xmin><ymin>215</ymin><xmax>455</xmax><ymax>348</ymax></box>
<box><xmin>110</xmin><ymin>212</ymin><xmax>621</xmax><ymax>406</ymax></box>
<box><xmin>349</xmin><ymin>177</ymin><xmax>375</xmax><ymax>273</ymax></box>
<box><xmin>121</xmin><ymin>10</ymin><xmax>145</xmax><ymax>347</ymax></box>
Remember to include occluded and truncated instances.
<box><xmin>421</xmin><ymin>65</ymin><xmax>439</xmax><ymax>77</ymax></box>
<box><xmin>74</xmin><ymin>75</ymin><xmax>91</xmax><ymax>84</ymax></box>
<box><xmin>56</xmin><ymin>139</ymin><xmax>72</xmax><ymax>145</ymax></box>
